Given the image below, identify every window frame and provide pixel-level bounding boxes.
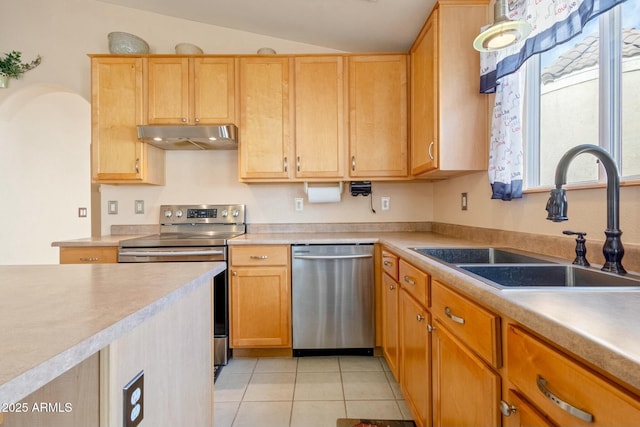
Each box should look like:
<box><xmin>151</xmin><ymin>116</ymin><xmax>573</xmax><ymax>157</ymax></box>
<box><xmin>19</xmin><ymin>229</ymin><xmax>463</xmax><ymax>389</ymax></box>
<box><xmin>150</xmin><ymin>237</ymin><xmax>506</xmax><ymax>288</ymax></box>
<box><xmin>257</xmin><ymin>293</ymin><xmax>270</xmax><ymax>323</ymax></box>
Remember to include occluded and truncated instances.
<box><xmin>525</xmin><ymin>5</ymin><xmax>625</xmax><ymax>189</ymax></box>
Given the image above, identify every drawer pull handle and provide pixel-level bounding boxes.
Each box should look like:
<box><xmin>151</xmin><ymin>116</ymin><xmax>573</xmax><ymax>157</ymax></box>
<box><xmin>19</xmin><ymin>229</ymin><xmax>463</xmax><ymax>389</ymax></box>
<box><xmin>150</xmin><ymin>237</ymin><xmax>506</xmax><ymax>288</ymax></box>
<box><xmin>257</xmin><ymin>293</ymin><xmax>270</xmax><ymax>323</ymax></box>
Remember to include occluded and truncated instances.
<box><xmin>537</xmin><ymin>375</ymin><xmax>594</xmax><ymax>423</ymax></box>
<box><xmin>416</xmin><ymin>314</ymin><xmax>425</xmax><ymax>321</ymax></box>
<box><xmin>428</xmin><ymin>141</ymin><xmax>435</xmax><ymax>160</ymax></box>
<box><xmin>383</xmin><ymin>260</ymin><xmax>393</xmax><ymax>266</ymax></box>
<box><xmin>250</xmin><ymin>255</ymin><xmax>269</xmax><ymax>260</ymax></box>
<box><xmin>80</xmin><ymin>257</ymin><xmax>99</xmax><ymax>262</ymax></box>
<box><xmin>403</xmin><ymin>275</ymin><xmax>416</xmax><ymax>286</ymax></box>
<box><xmin>444</xmin><ymin>307</ymin><xmax>465</xmax><ymax>324</ymax></box>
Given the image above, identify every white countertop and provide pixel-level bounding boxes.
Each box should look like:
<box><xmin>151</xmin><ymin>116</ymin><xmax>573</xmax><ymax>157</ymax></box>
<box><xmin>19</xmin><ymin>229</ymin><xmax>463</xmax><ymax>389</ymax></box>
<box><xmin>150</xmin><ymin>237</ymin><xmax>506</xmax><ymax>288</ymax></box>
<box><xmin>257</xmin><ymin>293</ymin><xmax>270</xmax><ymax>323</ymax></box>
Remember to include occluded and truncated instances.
<box><xmin>0</xmin><ymin>262</ymin><xmax>225</xmax><ymax>405</ymax></box>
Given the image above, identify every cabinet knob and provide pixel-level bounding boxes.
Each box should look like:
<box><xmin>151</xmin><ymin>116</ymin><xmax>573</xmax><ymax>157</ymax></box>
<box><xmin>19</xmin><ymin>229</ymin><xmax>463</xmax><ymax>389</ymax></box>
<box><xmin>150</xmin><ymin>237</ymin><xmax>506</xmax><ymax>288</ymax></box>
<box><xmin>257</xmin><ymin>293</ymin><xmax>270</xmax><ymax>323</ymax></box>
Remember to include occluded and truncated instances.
<box><xmin>499</xmin><ymin>400</ymin><xmax>517</xmax><ymax>417</ymax></box>
<box><xmin>416</xmin><ymin>314</ymin><xmax>425</xmax><ymax>321</ymax></box>
<box><xmin>232</xmin><ymin>271</ymin><xmax>237</xmax><ymax>276</ymax></box>
<box><xmin>194</xmin><ymin>118</ymin><xmax>200</xmax><ymax>123</ymax></box>
<box><xmin>426</xmin><ymin>324</ymin><xmax>435</xmax><ymax>333</ymax></box>
<box><xmin>389</xmin><ymin>284</ymin><xmax>396</xmax><ymax>291</ymax></box>
<box><xmin>181</xmin><ymin>117</ymin><xmax>187</xmax><ymax>123</ymax></box>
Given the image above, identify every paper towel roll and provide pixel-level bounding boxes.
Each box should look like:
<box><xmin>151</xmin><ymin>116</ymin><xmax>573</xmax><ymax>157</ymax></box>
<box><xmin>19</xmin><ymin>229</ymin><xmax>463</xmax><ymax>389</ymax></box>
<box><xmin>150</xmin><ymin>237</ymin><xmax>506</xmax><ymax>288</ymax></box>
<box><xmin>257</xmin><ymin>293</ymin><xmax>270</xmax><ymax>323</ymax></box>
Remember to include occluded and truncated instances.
<box><xmin>307</xmin><ymin>185</ymin><xmax>342</xmax><ymax>203</ymax></box>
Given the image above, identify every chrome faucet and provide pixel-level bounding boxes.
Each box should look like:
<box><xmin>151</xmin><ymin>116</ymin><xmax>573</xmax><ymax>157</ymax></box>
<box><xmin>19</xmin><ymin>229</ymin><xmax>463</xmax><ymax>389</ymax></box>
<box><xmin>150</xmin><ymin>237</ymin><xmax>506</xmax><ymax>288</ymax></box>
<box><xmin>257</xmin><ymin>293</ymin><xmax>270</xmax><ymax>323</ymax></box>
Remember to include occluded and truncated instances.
<box><xmin>545</xmin><ymin>144</ymin><xmax>626</xmax><ymax>274</ymax></box>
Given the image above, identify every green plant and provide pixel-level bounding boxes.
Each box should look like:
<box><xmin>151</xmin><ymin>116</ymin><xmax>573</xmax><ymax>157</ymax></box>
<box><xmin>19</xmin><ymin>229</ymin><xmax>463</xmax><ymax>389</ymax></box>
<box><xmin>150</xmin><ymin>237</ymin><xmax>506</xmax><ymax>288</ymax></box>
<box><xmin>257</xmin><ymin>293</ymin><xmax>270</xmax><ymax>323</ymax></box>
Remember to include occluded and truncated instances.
<box><xmin>0</xmin><ymin>51</ymin><xmax>41</xmax><ymax>79</ymax></box>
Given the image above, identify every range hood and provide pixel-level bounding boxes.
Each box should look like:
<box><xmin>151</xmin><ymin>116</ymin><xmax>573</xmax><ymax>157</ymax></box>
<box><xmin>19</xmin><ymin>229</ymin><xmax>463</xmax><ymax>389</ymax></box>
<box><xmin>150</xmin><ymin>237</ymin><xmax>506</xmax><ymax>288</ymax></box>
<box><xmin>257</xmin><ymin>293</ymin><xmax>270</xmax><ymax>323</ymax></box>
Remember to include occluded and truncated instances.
<box><xmin>137</xmin><ymin>125</ymin><xmax>238</xmax><ymax>150</ymax></box>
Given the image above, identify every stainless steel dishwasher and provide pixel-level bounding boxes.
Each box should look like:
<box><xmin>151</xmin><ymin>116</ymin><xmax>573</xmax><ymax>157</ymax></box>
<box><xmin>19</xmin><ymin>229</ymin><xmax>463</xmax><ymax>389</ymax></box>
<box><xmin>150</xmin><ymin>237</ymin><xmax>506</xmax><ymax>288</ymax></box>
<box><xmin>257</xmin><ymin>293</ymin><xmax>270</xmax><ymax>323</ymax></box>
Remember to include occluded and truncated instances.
<box><xmin>291</xmin><ymin>244</ymin><xmax>374</xmax><ymax>356</ymax></box>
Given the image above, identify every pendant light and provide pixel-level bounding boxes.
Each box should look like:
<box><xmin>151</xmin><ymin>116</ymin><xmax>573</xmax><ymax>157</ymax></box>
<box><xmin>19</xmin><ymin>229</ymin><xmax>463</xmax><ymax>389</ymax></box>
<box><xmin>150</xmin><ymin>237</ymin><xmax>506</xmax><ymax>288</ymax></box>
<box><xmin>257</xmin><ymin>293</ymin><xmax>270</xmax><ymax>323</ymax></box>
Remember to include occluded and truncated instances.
<box><xmin>473</xmin><ymin>0</ymin><xmax>532</xmax><ymax>52</ymax></box>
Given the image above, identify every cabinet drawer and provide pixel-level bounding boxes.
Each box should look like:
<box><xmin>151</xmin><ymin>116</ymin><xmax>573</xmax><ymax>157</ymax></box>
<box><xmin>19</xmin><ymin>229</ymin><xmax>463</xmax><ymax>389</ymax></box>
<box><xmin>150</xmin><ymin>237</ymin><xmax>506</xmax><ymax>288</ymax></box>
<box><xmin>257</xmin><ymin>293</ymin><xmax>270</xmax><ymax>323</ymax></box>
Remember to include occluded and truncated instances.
<box><xmin>381</xmin><ymin>249</ymin><xmax>399</xmax><ymax>280</ymax></box>
<box><xmin>431</xmin><ymin>280</ymin><xmax>500</xmax><ymax>367</ymax></box>
<box><xmin>230</xmin><ymin>245</ymin><xmax>289</xmax><ymax>266</ymax></box>
<box><xmin>399</xmin><ymin>259</ymin><xmax>429</xmax><ymax>307</ymax></box>
<box><xmin>507</xmin><ymin>325</ymin><xmax>640</xmax><ymax>426</ymax></box>
<box><xmin>59</xmin><ymin>246</ymin><xmax>118</xmax><ymax>264</ymax></box>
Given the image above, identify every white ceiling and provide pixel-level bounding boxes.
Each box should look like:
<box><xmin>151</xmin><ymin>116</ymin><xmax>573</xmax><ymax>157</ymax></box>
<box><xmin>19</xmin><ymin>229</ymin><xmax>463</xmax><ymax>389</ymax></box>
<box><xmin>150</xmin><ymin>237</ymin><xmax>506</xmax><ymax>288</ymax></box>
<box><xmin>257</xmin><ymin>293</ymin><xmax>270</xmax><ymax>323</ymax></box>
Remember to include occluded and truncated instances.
<box><xmin>99</xmin><ymin>0</ymin><xmax>438</xmax><ymax>52</ymax></box>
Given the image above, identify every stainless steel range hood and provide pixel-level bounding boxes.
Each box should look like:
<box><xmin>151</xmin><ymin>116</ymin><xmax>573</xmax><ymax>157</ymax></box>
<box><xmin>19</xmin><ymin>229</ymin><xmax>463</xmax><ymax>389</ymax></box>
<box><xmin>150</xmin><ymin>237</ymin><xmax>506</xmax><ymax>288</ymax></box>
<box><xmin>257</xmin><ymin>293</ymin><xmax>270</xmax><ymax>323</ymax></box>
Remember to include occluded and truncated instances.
<box><xmin>137</xmin><ymin>125</ymin><xmax>238</xmax><ymax>150</ymax></box>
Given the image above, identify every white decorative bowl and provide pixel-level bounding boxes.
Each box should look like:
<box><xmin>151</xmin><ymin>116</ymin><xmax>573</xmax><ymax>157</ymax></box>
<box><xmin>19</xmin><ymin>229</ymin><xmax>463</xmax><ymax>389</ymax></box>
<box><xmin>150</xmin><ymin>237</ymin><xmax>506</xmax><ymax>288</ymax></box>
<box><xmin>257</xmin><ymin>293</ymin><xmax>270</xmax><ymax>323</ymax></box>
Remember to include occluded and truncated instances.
<box><xmin>175</xmin><ymin>43</ymin><xmax>203</xmax><ymax>54</ymax></box>
<box><xmin>257</xmin><ymin>47</ymin><xmax>277</xmax><ymax>55</ymax></box>
<box><xmin>108</xmin><ymin>32</ymin><xmax>150</xmax><ymax>54</ymax></box>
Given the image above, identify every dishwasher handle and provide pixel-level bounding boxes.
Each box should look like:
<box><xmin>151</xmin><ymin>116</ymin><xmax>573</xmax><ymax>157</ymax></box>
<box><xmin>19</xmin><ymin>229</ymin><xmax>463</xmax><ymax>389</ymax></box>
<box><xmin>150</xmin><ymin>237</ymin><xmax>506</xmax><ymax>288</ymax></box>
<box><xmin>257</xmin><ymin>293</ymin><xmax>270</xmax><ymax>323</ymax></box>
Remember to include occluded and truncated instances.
<box><xmin>293</xmin><ymin>254</ymin><xmax>373</xmax><ymax>260</ymax></box>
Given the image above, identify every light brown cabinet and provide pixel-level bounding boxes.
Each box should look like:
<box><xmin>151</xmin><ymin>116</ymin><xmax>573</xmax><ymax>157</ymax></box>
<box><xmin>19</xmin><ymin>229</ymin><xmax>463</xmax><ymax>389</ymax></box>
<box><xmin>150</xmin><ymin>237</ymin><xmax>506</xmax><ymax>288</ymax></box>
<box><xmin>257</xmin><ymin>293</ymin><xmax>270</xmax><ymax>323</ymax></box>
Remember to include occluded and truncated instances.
<box><xmin>90</xmin><ymin>56</ymin><xmax>165</xmax><ymax>185</ymax></box>
<box><xmin>381</xmin><ymin>250</ymin><xmax>400</xmax><ymax>380</ymax></box>
<box><xmin>432</xmin><ymin>318</ymin><xmax>501</xmax><ymax>426</ymax></box>
<box><xmin>294</xmin><ymin>56</ymin><xmax>346</xmax><ymax>179</ymax></box>
<box><xmin>400</xmin><ymin>287</ymin><xmax>432</xmax><ymax>427</ymax></box>
<box><xmin>238</xmin><ymin>57</ymin><xmax>292</xmax><ymax>181</ymax></box>
<box><xmin>504</xmin><ymin>325</ymin><xmax>640</xmax><ymax>426</ymax></box>
<box><xmin>59</xmin><ymin>246</ymin><xmax>118</xmax><ymax>264</ymax></box>
<box><xmin>410</xmin><ymin>0</ymin><xmax>489</xmax><ymax>177</ymax></box>
<box><xmin>146</xmin><ymin>56</ymin><xmax>235</xmax><ymax>125</ymax></box>
<box><xmin>229</xmin><ymin>245</ymin><xmax>291</xmax><ymax>348</ymax></box>
<box><xmin>431</xmin><ymin>280</ymin><xmax>501</xmax><ymax>426</ymax></box>
<box><xmin>349</xmin><ymin>55</ymin><xmax>408</xmax><ymax>178</ymax></box>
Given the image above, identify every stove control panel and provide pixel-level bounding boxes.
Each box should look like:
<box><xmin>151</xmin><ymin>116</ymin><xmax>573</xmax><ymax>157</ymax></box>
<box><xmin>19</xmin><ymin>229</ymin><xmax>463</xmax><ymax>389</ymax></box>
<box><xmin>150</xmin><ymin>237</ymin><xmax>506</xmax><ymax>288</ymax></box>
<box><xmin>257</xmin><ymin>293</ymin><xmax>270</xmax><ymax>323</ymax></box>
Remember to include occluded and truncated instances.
<box><xmin>160</xmin><ymin>204</ymin><xmax>245</xmax><ymax>225</ymax></box>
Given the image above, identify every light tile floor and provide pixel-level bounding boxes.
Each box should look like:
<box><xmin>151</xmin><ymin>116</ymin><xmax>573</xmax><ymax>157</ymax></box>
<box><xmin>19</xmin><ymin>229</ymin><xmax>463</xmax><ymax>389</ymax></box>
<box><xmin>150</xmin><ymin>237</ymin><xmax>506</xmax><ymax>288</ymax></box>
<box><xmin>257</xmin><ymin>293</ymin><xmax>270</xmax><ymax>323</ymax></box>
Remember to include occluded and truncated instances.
<box><xmin>214</xmin><ymin>356</ymin><xmax>413</xmax><ymax>427</ymax></box>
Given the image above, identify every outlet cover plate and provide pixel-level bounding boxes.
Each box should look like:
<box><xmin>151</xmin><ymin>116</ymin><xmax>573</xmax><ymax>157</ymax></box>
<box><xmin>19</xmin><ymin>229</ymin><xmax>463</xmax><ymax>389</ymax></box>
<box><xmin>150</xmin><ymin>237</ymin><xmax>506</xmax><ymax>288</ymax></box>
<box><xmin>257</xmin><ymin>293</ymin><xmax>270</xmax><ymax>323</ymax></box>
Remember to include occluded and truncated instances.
<box><xmin>123</xmin><ymin>371</ymin><xmax>144</xmax><ymax>427</ymax></box>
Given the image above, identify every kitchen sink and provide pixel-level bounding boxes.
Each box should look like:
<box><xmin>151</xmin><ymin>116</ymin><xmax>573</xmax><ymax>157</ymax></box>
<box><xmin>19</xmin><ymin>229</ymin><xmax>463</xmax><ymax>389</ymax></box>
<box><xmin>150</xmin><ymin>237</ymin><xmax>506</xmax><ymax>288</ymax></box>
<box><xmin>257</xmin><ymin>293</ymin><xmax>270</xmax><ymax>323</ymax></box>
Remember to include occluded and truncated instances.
<box><xmin>459</xmin><ymin>265</ymin><xmax>640</xmax><ymax>289</ymax></box>
<box><xmin>411</xmin><ymin>247</ymin><xmax>553</xmax><ymax>265</ymax></box>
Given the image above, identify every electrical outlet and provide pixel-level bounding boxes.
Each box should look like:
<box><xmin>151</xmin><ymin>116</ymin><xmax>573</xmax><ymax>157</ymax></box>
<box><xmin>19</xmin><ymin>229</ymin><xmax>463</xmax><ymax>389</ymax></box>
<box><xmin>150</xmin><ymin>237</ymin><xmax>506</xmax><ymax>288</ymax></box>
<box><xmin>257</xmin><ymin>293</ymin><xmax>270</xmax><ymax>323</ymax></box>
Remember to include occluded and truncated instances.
<box><xmin>461</xmin><ymin>193</ymin><xmax>468</xmax><ymax>211</ymax></box>
<box><xmin>295</xmin><ymin>198</ymin><xmax>304</xmax><ymax>212</ymax></box>
<box><xmin>123</xmin><ymin>371</ymin><xmax>144</xmax><ymax>427</ymax></box>
<box><xmin>78</xmin><ymin>207</ymin><xmax>88</xmax><ymax>218</ymax></box>
<box><xmin>135</xmin><ymin>200</ymin><xmax>144</xmax><ymax>214</ymax></box>
<box><xmin>381</xmin><ymin>196</ymin><xmax>390</xmax><ymax>211</ymax></box>
<box><xmin>108</xmin><ymin>200</ymin><xmax>118</xmax><ymax>215</ymax></box>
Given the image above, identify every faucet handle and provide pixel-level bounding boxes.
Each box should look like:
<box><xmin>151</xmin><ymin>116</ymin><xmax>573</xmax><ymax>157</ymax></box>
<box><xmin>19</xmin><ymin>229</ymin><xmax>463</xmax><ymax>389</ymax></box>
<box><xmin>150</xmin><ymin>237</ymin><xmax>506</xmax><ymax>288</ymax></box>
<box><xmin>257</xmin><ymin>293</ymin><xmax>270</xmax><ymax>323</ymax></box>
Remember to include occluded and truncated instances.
<box><xmin>563</xmin><ymin>230</ymin><xmax>590</xmax><ymax>267</ymax></box>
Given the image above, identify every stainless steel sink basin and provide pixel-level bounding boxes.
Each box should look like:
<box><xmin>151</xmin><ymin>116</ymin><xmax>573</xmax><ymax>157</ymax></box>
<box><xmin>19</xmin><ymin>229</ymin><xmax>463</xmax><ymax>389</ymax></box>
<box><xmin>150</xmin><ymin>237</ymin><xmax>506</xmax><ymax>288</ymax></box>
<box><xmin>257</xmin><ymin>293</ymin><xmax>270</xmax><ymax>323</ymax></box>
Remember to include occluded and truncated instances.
<box><xmin>412</xmin><ymin>247</ymin><xmax>553</xmax><ymax>265</ymax></box>
<box><xmin>459</xmin><ymin>265</ymin><xmax>640</xmax><ymax>289</ymax></box>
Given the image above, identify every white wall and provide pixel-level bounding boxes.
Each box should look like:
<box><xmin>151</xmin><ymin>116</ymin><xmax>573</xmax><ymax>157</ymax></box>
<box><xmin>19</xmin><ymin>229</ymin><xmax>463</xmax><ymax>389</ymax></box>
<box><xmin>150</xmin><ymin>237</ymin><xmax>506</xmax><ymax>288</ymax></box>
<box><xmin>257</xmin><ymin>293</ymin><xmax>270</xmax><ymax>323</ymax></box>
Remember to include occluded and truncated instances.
<box><xmin>0</xmin><ymin>86</ymin><xmax>91</xmax><ymax>264</ymax></box>
<box><xmin>432</xmin><ymin>171</ymin><xmax>640</xmax><ymax>245</ymax></box>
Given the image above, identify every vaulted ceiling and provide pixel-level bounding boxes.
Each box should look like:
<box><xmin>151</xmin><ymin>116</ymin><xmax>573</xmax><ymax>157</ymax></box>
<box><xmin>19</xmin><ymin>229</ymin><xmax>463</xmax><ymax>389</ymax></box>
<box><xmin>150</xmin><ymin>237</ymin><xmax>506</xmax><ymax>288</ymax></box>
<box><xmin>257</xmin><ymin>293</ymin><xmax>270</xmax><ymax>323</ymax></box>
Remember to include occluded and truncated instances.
<box><xmin>99</xmin><ymin>0</ymin><xmax>438</xmax><ymax>52</ymax></box>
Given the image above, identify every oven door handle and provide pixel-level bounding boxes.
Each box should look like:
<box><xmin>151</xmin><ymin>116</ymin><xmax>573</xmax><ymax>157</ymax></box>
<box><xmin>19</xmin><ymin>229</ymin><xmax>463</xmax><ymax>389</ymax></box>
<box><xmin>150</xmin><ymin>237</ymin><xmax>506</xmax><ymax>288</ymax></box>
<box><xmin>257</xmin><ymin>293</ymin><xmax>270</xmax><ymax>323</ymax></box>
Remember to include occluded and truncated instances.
<box><xmin>119</xmin><ymin>249</ymin><xmax>225</xmax><ymax>257</ymax></box>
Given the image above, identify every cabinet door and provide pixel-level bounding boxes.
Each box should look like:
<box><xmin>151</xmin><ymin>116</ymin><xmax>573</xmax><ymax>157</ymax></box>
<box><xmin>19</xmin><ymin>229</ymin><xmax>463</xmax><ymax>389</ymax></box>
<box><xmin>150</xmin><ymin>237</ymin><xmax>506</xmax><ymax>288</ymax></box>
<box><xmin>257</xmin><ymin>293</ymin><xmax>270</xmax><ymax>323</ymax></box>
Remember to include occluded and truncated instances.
<box><xmin>432</xmin><ymin>319</ymin><xmax>501</xmax><ymax>427</ymax></box>
<box><xmin>349</xmin><ymin>55</ymin><xmax>408</xmax><ymax>178</ymax></box>
<box><xmin>230</xmin><ymin>266</ymin><xmax>291</xmax><ymax>347</ymax></box>
<box><xmin>91</xmin><ymin>57</ymin><xmax>164</xmax><ymax>184</ymax></box>
<box><xmin>294</xmin><ymin>56</ymin><xmax>345</xmax><ymax>178</ymax></box>
<box><xmin>411</xmin><ymin>10</ymin><xmax>438</xmax><ymax>175</ymax></box>
<box><xmin>238</xmin><ymin>57</ymin><xmax>292</xmax><ymax>180</ymax></box>
<box><xmin>193</xmin><ymin>57</ymin><xmax>236</xmax><ymax>124</ymax></box>
<box><xmin>400</xmin><ymin>289</ymin><xmax>431</xmax><ymax>427</ymax></box>
<box><xmin>382</xmin><ymin>273</ymin><xmax>400</xmax><ymax>380</ymax></box>
<box><xmin>147</xmin><ymin>57</ymin><xmax>190</xmax><ymax>124</ymax></box>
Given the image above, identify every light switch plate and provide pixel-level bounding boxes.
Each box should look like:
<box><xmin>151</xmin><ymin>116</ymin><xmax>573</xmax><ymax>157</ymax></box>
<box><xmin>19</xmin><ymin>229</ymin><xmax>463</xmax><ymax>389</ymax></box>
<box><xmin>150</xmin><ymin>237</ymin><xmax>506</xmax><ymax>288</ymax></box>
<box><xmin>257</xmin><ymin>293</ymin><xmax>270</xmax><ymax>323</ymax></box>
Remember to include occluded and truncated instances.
<box><xmin>108</xmin><ymin>200</ymin><xmax>118</xmax><ymax>215</ymax></box>
<box><xmin>135</xmin><ymin>200</ymin><xmax>144</xmax><ymax>214</ymax></box>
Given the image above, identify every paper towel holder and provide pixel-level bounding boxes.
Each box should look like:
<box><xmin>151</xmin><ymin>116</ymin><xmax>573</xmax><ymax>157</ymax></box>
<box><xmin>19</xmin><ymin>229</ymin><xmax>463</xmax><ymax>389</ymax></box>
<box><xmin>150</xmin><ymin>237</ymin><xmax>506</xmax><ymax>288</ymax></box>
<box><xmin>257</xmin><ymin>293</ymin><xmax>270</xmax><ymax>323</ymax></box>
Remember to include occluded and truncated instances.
<box><xmin>303</xmin><ymin>181</ymin><xmax>344</xmax><ymax>195</ymax></box>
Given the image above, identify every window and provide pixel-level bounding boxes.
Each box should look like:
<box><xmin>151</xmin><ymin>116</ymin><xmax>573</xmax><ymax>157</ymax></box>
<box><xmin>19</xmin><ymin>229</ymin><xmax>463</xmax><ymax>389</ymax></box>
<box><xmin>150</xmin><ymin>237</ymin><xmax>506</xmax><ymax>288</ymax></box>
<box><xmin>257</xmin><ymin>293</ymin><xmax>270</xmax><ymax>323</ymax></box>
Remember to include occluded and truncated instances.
<box><xmin>526</xmin><ymin>1</ymin><xmax>640</xmax><ymax>188</ymax></box>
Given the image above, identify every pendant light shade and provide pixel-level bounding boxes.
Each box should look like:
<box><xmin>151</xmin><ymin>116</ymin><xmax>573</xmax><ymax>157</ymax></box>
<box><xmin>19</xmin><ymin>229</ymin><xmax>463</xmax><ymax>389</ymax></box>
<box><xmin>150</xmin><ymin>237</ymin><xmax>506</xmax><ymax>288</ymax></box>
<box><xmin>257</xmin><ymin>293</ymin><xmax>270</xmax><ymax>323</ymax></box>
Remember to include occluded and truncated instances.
<box><xmin>473</xmin><ymin>0</ymin><xmax>531</xmax><ymax>52</ymax></box>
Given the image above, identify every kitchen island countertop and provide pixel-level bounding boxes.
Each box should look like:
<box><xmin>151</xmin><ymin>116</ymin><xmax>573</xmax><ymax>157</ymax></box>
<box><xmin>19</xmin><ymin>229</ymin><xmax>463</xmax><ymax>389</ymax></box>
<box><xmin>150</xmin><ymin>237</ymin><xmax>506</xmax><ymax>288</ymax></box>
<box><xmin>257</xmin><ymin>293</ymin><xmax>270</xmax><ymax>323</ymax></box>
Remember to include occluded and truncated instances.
<box><xmin>0</xmin><ymin>262</ymin><xmax>225</xmax><ymax>405</ymax></box>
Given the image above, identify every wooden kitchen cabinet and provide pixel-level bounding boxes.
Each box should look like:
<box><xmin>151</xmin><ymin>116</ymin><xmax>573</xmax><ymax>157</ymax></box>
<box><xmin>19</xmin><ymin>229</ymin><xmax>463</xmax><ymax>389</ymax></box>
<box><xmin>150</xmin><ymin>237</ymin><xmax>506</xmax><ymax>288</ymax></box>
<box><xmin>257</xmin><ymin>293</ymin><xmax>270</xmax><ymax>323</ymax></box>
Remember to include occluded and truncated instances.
<box><xmin>294</xmin><ymin>56</ymin><xmax>346</xmax><ymax>179</ymax></box>
<box><xmin>348</xmin><ymin>55</ymin><xmax>408</xmax><ymax>178</ymax></box>
<box><xmin>90</xmin><ymin>56</ymin><xmax>165</xmax><ymax>184</ymax></box>
<box><xmin>399</xmin><ymin>287</ymin><xmax>431</xmax><ymax>427</ymax></box>
<box><xmin>410</xmin><ymin>1</ymin><xmax>489</xmax><ymax>177</ymax></box>
<box><xmin>59</xmin><ymin>246</ymin><xmax>118</xmax><ymax>264</ymax></box>
<box><xmin>432</xmin><ymin>318</ymin><xmax>501</xmax><ymax>427</ymax></box>
<box><xmin>505</xmin><ymin>325</ymin><xmax>640</xmax><ymax>426</ymax></box>
<box><xmin>146</xmin><ymin>56</ymin><xmax>235</xmax><ymax>125</ymax></box>
<box><xmin>431</xmin><ymin>280</ymin><xmax>501</xmax><ymax>426</ymax></box>
<box><xmin>238</xmin><ymin>57</ymin><xmax>293</xmax><ymax>180</ymax></box>
<box><xmin>229</xmin><ymin>245</ymin><xmax>291</xmax><ymax>348</ymax></box>
<box><xmin>382</xmin><ymin>268</ymin><xmax>400</xmax><ymax>380</ymax></box>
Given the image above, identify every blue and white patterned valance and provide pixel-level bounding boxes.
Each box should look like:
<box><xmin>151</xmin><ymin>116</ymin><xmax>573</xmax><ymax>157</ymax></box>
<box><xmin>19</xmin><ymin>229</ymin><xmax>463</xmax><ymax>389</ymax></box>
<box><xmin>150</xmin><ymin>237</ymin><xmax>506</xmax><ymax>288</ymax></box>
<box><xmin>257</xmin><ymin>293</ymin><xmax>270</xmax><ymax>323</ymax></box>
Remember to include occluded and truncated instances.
<box><xmin>481</xmin><ymin>0</ymin><xmax>628</xmax><ymax>94</ymax></box>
